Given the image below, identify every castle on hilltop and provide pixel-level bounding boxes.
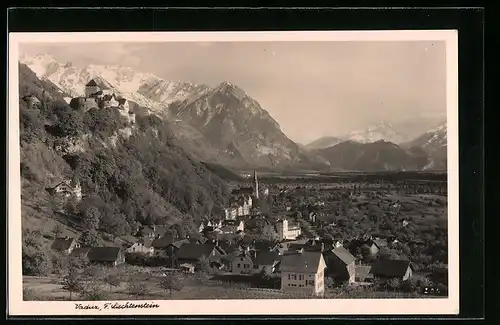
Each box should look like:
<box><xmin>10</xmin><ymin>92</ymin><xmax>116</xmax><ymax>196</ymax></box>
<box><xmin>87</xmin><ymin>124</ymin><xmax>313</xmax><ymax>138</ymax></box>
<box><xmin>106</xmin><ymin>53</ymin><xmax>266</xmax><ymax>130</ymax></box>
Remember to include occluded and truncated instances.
<box><xmin>69</xmin><ymin>77</ymin><xmax>135</xmax><ymax>124</ymax></box>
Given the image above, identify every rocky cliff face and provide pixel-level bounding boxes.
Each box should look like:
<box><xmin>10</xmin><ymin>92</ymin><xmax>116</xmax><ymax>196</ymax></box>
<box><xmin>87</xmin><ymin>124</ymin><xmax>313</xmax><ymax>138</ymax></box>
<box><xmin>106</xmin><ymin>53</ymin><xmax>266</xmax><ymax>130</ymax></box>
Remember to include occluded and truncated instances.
<box><xmin>402</xmin><ymin>122</ymin><xmax>447</xmax><ymax>170</ymax></box>
<box><xmin>168</xmin><ymin>81</ymin><xmax>329</xmax><ymax>170</ymax></box>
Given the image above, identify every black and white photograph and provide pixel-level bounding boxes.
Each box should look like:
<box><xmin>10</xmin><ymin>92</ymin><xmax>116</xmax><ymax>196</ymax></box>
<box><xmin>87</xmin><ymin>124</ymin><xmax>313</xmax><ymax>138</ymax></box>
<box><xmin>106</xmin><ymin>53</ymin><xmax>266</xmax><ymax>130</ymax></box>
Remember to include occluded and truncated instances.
<box><xmin>8</xmin><ymin>30</ymin><xmax>459</xmax><ymax>316</ymax></box>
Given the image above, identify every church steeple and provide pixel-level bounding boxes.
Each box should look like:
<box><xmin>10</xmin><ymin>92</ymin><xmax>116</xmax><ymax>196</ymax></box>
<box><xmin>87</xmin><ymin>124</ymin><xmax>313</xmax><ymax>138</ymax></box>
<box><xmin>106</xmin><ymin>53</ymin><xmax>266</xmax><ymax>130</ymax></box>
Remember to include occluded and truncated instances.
<box><xmin>253</xmin><ymin>169</ymin><xmax>259</xmax><ymax>199</ymax></box>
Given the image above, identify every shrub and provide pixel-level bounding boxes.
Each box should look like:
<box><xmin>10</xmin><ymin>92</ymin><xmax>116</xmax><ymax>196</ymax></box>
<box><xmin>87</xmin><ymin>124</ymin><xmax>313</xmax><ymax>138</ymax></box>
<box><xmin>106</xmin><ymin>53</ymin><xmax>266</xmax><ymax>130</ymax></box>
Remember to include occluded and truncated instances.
<box><xmin>50</xmin><ymin>252</ymin><xmax>69</xmax><ymax>275</ymax></box>
<box><xmin>159</xmin><ymin>273</ymin><xmax>184</xmax><ymax>297</ymax></box>
<box><xmin>104</xmin><ymin>273</ymin><xmax>122</xmax><ymax>292</ymax></box>
<box><xmin>79</xmin><ymin>281</ymin><xmax>108</xmax><ymax>301</ymax></box>
<box><xmin>22</xmin><ymin>231</ymin><xmax>53</xmax><ymax>276</ymax></box>
<box><xmin>127</xmin><ymin>281</ymin><xmax>148</xmax><ymax>298</ymax></box>
<box><xmin>62</xmin><ymin>268</ymin><xmax>84</xmax><ymax>301</ymax></box>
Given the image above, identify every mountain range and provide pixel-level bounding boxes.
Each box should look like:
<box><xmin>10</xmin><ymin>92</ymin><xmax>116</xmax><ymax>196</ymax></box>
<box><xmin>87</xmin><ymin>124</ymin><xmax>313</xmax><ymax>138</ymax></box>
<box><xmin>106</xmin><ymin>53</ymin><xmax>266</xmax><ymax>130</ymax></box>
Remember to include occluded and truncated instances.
<box><xmin>20</xmin><ymin>53</ymin><xmax>447</xmax><ymax>172</ymax></box>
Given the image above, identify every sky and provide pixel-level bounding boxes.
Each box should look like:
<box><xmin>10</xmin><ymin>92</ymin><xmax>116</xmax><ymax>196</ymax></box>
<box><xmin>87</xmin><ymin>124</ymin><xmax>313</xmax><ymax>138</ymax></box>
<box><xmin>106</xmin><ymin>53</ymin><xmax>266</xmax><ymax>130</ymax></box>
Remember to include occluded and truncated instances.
<box><xmin>20</xmin><ymin>41</ymin><xmax>447</xmax><ymax>144</ymax></box>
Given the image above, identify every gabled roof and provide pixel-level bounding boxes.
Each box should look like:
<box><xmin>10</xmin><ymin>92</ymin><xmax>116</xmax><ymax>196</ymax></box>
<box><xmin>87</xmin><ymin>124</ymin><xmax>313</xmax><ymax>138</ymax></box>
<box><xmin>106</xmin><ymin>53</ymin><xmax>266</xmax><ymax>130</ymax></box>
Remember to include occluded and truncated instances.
<box><xmin>372</xmin><ymin>239</ymin><xmax>388</xmax><ymax>248</ymax></box>
<box><xmin>355</xmin><ymin>265</ymin><xmax>373</xmax><ymax>281</ymax></box>
<box><xmin>151</xmin><ymin>236</ymin><xmax>177</xmax><ymax>249</ymax></box>
<box><xmin>71</xmin><ymin>247</ymin><xmax>91</xmax><ymax>257</ymax></box>
<box><xmin>177</xmin><ymin>243</ymin><xmax>222</xmax><ymax>260</ymax></box>
<box><xmin>279</xmin><ymin>251</ymin><xmax>323</xmax><ymax>274</ymax></box>
<box><xmin>331</xmin><ymin>246</ymin><xmax>356</xmax><ymax>265</ymax></box>
<box><xmin>85</xmin><ymin>77</ymin><xmax>114</xmax><ymax>90</ymax></box>
<box><xmin>170</xmin><ymin>238</ymin><xmax>190</xmax><ymax>249</ymax></box>
<box><xmin>86</xmin><ymin>247</ymin><xmax>123</xmax><ymax>262</ymax></box>
<box><xmin>51</xmin><ymin>237</ymin><xmax>76</xmax><ymax>251</ymax></box>
<box><xmin>138</xmin><ymin>237</ymin><xmax>154</xmax><ymax>248</ymax></box>
<box><xmin>253</xmin><ymin>250</ymin><xmax>280</xmax><ymax>266</ymax></box>
<box><xmin>370</xmin><ymin>259</ymin><xmax>412</xmax><ymax>277</ymax></box>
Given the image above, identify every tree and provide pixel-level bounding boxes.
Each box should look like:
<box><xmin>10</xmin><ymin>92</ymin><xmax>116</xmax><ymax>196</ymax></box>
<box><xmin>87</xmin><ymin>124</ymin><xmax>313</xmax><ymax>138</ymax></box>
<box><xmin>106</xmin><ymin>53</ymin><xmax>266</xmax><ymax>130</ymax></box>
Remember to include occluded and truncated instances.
<box><xmin>78</xmin><ymin>229</ymin><xmax>101</xmax><ymax>247</ymax></box>
<box><xmin>159</xmin><ymin>273</ymin><xmax>184</xmax><ymax>297</ymax></box>
<box><xmin>52</xmin><ymin>224</ymin><xmax>63</xmax><ymax>238</ymax></box>
<box><xmin>83</xmin><ymin>265</ymin><xmax>104</xmax><ymax>279</ymax></box>
<box><xmin>197</xmin><ymin>255</ymin><xmax>212</xmax><ymax>274</ymax></box>
<box><xmin>127</xmin><ymin>281</ymin><xmax>148</xmax><ymax>298</ymax></box>
<box><xmin>62</xmin><ymin>268</ymin><xmax>83</xmax><ymax>301</ymax></box>
<box><xmin>22</xmin><ymin>230</ymin><xmax>53</xmax><ymax>276</ymax></box>
<box><xmin>82</xmin><ymin>206</ymin><xmax>101</xmax><ymax>231</ymax></box>
<box><xmin>104</xmin><ymin>273</ymin><xmax>122</xmax><ymax>293</ymax></box>
<box><xmin>79</xmin><ymin>280</ymin><xmax>107</xmax><ymax>301</ymax></box>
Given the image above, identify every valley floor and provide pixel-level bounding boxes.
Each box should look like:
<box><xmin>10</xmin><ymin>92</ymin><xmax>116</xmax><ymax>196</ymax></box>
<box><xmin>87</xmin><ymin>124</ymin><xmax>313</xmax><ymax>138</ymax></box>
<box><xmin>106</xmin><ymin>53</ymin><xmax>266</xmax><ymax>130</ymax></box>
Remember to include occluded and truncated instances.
<box><xmin>23</xmin><ymin>274</ymin><xmax>436</xmax><ymax>301</ymax></box>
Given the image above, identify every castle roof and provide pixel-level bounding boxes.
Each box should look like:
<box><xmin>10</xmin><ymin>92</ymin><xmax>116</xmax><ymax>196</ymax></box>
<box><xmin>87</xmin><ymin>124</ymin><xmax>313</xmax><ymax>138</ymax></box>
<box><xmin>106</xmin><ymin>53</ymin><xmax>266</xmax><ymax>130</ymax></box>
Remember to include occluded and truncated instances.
<box><xmin>85</xmin><ymin>77</ymin><xmax>114</xmax><ymax>90</ymax></box>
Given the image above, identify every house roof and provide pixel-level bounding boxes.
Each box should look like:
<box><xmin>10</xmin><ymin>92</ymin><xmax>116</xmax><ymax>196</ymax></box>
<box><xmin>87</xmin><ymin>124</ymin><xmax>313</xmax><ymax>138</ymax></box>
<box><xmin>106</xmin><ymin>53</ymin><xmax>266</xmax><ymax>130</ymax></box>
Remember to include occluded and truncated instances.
<box><xmin>355</xmin><ymin>265</ymin><xmax>373</xmax><ymax>281</ymax></box>
<box><xmin>305</xmin><ymin>239</ymin><xmax>341</xmax><ymax>251</ymax></box>
<box><xmin>279</xmin><ymin>251</ymin><xmax>323</xmax><ymax>274</ymax></box>
<box><xmin>177</xmin><ymin>243</ymin><xmax>222</xmax><ymax>260</ymax></box>
<box><xmin>85</xmin><ymin>77</ymin><xmax>114</xmax><ymax>90</ymax></box>
<box><xmin>151</xmin><ymin>236</ymin><xmax>177</xmax><ymax>249</ymax></box>
<box><xmin>71</xmin><ymin>247</ymin><xmax>91</xmax><ymax>257</ymax></box>
<box><xmin>370</xmin><ymin>259</ymin><xmax>412</xmax><ymax>277</ymax></box>
<box><xmin>51</xmin><ymin>237</ymin><xmax>76</xmax><ymax>251</ymax></box>
<box><xmin>372</xmin><ymin>239</ymin><xmax>388</xmax><ymax>248</ymax></box>
<box><xmin>136</xmin><ymin>237</ymin><xmax>154</xmax><ymax>248</ymax></box>
<box><xmin>170</xmin><ymin>238</ymin><xmax>190</xmax><ymax>249</ymax></box>
<box><xmin>331</xmin><ymin>246</ymin><xmax>356</xmax><ymax>265</ymax></box>
<box><xmin>253</xmin><ymin>250</ymin><xmax>280</xmax><ymax>266</ymax></box>
<box><xmin>86</xmin><ymin>247</ymin><xmax>123</xmax><ymax>262</ymax></box>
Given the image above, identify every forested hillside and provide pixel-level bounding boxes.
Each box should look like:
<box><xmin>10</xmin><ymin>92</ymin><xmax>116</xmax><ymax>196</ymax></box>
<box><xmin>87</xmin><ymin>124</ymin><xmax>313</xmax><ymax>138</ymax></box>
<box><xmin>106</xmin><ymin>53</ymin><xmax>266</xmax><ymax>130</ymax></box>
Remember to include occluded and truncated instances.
<box><xmin>19</xmin><ymin>63</ymin><xmax>230</xmax><ymax>247</ymax></box>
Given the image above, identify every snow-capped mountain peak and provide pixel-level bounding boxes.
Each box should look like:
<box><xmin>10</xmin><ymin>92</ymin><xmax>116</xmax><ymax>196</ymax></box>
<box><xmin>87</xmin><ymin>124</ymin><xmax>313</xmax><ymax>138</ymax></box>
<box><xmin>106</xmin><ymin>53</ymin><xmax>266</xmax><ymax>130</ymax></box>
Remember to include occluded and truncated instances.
<box><xmin>342</xmin><ymin>121</ymin><xmax>410</xmax><ymax>144</ymax></box>
<box><xmin>19</xmin><ymin>53</ymin><xmax>210</xmax><ymax>114</ymax></box>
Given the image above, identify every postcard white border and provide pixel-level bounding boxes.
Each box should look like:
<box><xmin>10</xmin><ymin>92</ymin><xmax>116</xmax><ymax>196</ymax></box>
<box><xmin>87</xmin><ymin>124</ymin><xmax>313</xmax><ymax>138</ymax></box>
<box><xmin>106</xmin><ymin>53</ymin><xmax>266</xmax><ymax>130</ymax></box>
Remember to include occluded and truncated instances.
<box><xmin>8</xmin><ymin>30</ymin><xmax>459</xmax><ymax>316</ymax></box>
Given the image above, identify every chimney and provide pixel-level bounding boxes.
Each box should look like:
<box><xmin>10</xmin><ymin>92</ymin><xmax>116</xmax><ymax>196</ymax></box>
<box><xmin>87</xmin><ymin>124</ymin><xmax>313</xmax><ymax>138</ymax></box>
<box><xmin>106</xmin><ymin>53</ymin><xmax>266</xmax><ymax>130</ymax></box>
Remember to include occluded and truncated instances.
<box><xmin>321</xmin><ymin>243</ymin><xmax>325</xmax><ymax>252</ymax></box>
<box><xmin>152</xmin><ymin>225</ymin><xmax>156</xmax><ymax>232</ymax></box>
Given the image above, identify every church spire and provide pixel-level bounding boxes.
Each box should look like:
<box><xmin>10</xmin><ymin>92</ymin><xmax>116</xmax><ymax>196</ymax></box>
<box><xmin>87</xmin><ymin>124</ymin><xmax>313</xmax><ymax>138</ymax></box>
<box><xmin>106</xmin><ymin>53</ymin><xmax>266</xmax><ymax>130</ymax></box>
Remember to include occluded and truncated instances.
<box><xmin>253</xmin><ymin>169</ymin><xmax>259</xmax><ymax>199</ymax></box>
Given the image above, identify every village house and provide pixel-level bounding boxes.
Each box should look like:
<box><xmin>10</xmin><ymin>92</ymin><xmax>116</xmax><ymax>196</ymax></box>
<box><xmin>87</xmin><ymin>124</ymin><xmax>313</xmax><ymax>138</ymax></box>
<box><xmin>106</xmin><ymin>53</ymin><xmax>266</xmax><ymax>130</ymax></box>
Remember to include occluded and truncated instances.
<box><xmin>220</xmin><ymin>219</ymin><xmax>245</xmax><ymax>234</ymax></box>
<box><xmin>224</xmin><ymin>207</ymin><xmax>238</xmax><ymax>220</ymax></box>
<box><xmin>355</xmin><ymin>264</ymin><xmax>374</xmax><ymax>283</ymax></box>
<box><xmin>150</xmin><ymin>236</ymin><xmax>194</xmax><ymax>254</ymax></box>
<box><xmin>51</xmin><ymin>236</ymin><xmax>80</xmax><ymax>255</ymax></box>
<box><xmin>231</xmin><ymin>251</ymin><xmax>254</xmax><ymax>274</ymax></box>
<box><xmin>252</xmin><ymin>249</ymin><xmax>281</xmax><ymax>274</ymax></box>
<box><xmin>46</xmin><ymin>179</ymin><xmax>82</xmax><ymax>201</ymax></box>
<box><xmin>276</xmin><ymin>218</ymin><xmax>302</xmax><ymax>241</ymax></box>
<box><xmin>72</xmin><ymin>247</ymin><xmax>125</xmax><ymax>266</ymax></box>
<box><xmin>126</xmin><ymin>238</ymin><xmax>154</xmax><ymax>256</ymax></box>
<box><xmin>175</xmin><ymin>242</ymin><xmax>226</xmax><ymax>269</ymax></box>
<box><xmin>179</xmin><ymin>263</ymin><xmax>196</xmax><ymax>274</ymax></box>
<box><xmin>368</xmin><ymin>238</ymin><xmax>389</xmax><ymax>255</ymax></box>
<box><xmin>323</xmin><ymin>246</ymin><xmax>356</xmax><ymax>284</ymax></box>
<box><xmin>369</xmin><ymin>259</ymin><xmax>414</xmax><ymax>281</ymax></box>
<box><xmin>135</xmin><ymin>225</ymin><xmax>168</xmax><ymax>239</ymax></box>
<box><xmin>279</xmin><ymin>250</ymin><xmax>327</xmax><ymax>297</ymax></box>
<box><xmin>163</xmin><ymin>238</ymin><xmax>204</xmax><ymax>267</ymax></box>
<box><xmin>262</xmin><ymin>218</ymin><xmax>302</xmax><ymax>242</ymax></box>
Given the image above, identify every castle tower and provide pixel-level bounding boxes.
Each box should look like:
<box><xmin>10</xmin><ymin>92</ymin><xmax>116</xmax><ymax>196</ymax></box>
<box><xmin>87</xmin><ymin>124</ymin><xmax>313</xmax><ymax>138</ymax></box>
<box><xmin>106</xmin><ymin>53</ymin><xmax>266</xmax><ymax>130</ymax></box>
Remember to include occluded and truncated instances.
<box><xmin>253</xmin><ymin>169</ymin><xmax>259</xmax><ymax>199</ymax></box>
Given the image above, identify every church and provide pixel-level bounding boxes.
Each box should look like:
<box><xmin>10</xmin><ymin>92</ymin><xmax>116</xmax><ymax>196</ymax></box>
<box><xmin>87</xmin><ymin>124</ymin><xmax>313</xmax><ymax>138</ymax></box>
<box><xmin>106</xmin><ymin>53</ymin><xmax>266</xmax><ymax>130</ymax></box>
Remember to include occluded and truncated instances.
<box><xmin>224</xmin><ymin>170</ymin><xmax>267</xmax><ymax>219</ymax></box>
